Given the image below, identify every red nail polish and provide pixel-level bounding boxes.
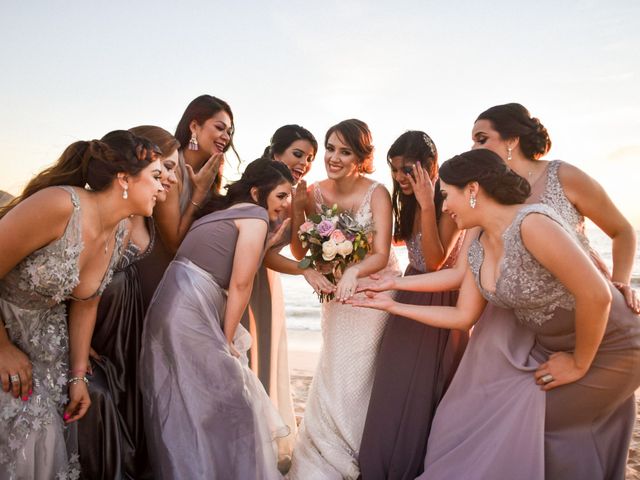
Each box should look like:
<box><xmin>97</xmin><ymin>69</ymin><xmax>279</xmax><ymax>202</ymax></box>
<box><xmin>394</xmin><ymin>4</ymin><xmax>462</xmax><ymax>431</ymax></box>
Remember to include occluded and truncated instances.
<box><xmin>22</xmin><ymin>396</ymin><xmax>28</xmax><ymax>401</ymax></box>
<box><xmin>28</xmin><ymin>389</ymin><xmax>32</xmax><ymax>395</ymax></box>
<box><xmin>63</xmin><ymin>413</ymin><xmax>70</xmax><ymax>420</ymax></box>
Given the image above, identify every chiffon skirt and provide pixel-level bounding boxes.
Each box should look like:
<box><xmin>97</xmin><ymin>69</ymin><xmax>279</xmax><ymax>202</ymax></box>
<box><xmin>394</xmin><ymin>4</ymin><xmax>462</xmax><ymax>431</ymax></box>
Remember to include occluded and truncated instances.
<box><xmin>140</xmin><ymin>258</ymin><xmax>288</xmax><ymax>480</ymax></box>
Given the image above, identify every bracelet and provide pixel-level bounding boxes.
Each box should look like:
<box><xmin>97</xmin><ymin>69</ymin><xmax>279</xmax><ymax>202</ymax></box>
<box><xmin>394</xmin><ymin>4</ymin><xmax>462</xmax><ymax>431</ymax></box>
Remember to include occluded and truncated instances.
<box><xmin>69</xmin><ymin>369</ymin><xmax>87</xmax><ymax>376</ymax></box>
<box><xmin>190</xmin><ymin>199</ymin><xmax>202</xmax><ymax>209</ymax></box>
<box><xmin>67</xmin><ymin>376</ymin><xmax>89</xmax><ymax>386</ymax></box>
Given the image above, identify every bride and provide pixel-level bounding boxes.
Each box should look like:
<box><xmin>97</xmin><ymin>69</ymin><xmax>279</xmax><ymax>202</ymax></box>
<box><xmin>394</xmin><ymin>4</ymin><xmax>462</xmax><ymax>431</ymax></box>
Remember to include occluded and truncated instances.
<box><xmin>288</xmin><ymin>119</ymin><xmax>400</xmax><ymax>479</ymax></box>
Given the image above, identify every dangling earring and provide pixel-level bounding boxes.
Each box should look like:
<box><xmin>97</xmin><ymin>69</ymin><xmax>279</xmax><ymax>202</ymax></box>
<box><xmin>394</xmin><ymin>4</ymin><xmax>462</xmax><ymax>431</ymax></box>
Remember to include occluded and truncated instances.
<box><xmin>188</xmin><ymin>132</ymin><xmax>199</xmax><ymax>151</ymax></box>
<box><xmin>469</xmin><ymin>193</ymin><xmax>477</xmax><ymax>209</ymax></box>
<box><xmin>122</xmin><ymin>187</ymin><xmax>128</xmax><ymax>200</ymax></box>
<box><xmin>507</xmin><ymin>147</ymin><xmax>513</xmax><ymax>162</ymax></box>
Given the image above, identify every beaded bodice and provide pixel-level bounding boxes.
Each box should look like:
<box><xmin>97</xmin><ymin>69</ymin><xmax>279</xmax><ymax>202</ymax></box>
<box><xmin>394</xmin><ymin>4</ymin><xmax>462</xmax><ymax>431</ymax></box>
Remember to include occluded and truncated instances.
<box><xmin>406</xmin><ymin>231</ymin><xmax>464</xmax><ymax>273</ymax></box>
<box><xmin>0</xmin><ymin>186</ymin><xmax>125</xmax><ymax>308</ymax></box>
<box><xmin>313</xmin><ymin>181</ymin><xmax>379</xmax><ymax>234</ymax></box>
<box><xmin>468</xmin><ymin>204</ymin><xmax>576</xmax><ymax>326</ymax></box>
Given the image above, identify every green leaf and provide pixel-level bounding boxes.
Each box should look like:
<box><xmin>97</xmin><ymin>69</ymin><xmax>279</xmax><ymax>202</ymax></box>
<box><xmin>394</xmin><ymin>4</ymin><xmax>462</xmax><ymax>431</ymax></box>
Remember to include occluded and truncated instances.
<box><xmin>308</xmin><ymin>214</ymin><xmax>322</xmax><ymax>223</ymax></box>
<box><xmin>356</xmin><ymin>247</ymin><xmax>367</xmax><ymax>258</ymax></box>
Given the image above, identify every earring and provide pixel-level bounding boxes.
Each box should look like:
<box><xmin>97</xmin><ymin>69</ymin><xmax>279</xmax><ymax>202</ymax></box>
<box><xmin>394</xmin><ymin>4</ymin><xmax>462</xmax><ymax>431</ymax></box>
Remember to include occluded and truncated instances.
<box><xmin>122</xmin><ymin>187</ymin><xmax>128</xmax><ymax>200</ymax></box>
<box><xmin>507</xmin><ymin>147</ymin><xmax>513</xmax><ymax>162</ymax></box>
<box><xmin>469</xmin><ymin>194</ymin><xmax>477</xmax><ymax>209</ymax></box>
<box><xmin>188</xmin><ymin>132</ymin><xmax>199</xmax><ymax>151</ymax></box>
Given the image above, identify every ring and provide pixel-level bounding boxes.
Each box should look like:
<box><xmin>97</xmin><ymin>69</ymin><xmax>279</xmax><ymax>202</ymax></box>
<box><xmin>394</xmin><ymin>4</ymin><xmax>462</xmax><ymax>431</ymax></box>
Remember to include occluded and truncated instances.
<box><xmin>541</xmin><ymin>374</ymin><xmax>554</xmax><ymax>384</ymax></box>
<box><xmin>9</xmin><ymin>374</ymin><xmax>20</xmax><ymax>383</ymax></box>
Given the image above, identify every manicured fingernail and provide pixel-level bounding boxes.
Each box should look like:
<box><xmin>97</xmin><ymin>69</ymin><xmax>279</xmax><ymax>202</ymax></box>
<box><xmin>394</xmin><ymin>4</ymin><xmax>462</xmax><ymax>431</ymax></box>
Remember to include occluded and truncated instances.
<box><xmin>22</xmin><ymin>396</ymin><xmax>28</xmax><ymax>401</ymax></box>
<box><xmin>28</xmin><ymin>389</ymin><xmax>32</xmax><ymax>395</ymax></box>
<box><xmin>63</xmin><ymin>413</ymin><xmax>70</xmax><ymax>420</ymax></box>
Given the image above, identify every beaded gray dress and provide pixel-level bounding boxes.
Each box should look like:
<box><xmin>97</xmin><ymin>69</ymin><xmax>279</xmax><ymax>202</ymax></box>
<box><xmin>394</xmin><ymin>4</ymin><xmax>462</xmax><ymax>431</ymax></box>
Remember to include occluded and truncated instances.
<box><xmin>420</xmin><ymin>202</ymin><xmax>640</xmax><ymax>480</ymax></box>
<box><xmin>0</xmin><ymin>186</ymin><xmax>124</xmax><ymax>480</ymax></box>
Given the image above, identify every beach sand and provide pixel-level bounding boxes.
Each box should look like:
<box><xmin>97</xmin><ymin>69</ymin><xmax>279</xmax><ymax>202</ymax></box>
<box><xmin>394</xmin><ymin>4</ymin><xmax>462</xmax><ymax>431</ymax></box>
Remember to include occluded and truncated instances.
<box><xmin>287</xmin><ymin>329</ymin><xmax>640</xmax><ymax>479</ymax></box>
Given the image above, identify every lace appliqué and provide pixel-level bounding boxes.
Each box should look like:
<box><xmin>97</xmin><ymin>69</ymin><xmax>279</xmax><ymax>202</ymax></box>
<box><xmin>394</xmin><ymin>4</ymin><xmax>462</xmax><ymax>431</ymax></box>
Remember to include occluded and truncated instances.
<box><xmin>469</xmin><ymin>204</ymin><xmax>576</xmax><ymax>326</ymax></box>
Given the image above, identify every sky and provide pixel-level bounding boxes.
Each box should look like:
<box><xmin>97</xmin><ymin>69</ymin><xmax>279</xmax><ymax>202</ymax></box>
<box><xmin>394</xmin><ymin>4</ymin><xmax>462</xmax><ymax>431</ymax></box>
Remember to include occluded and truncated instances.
<box><xmin>1</xmin><ymin>0</ymin><xmax>639</xmax><ymax>225</ymax></box>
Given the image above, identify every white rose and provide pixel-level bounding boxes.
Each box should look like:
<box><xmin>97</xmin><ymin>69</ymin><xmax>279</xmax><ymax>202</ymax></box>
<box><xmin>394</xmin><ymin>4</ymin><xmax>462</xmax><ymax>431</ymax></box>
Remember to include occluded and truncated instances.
<box><xmin>336</xmin><ymin>240</ymin><xmax>354</xmax><ymax>258</ymax></box>
<box><xmin>322</xmin><ymin>240</ymin><xmax>338</xmax><ymax>261</ymax></box>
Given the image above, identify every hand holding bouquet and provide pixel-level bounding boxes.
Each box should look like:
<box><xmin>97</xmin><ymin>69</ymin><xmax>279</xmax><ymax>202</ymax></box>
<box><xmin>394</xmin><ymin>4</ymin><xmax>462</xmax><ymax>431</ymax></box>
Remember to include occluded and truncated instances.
<box><xmin>298</xmin><ymin>204</ymin><xmax>372</xmax><ymax>302</ymax></box>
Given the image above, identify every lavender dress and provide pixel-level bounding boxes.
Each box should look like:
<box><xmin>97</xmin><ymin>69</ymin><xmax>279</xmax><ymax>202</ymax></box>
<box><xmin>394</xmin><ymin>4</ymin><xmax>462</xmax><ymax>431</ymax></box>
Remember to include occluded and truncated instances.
<box><xmin>358</xmin><ymin>231</ymin><xmax>467</xmax><ymax>480</ymax></box>
<box><xmin>140</xmin><ymin>204</ymin><xmax>288</xmax><ymax>480</ymax></box>
<box><xmin>420</xmin><ymin>204</ymin><xmax>640</xmax><ymax>480</ymax></box>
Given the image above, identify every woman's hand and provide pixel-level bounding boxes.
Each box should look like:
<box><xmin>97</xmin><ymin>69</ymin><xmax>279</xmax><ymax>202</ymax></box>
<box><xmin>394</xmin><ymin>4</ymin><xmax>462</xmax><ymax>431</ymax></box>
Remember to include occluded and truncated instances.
<box><xmin>228</xmin><ymin>341</ymin><xmax>241</xmax><ymax>358</ymax></box>
<box><xmin>336</xmin><ymin>267</ymin><xmax>360</xmax><ymax>302</ymax></box>
<box><xmin>534</xmin><ymin>352</ymin><xmax>588</xmax><ymax>391</ymax></box>
<box><xmin>408</xmin><ymin>162</ymin><xmax>435</xmax><ymax>211</ymax></box>
<box><xmin>302</xmin><ymin>268</ymin><xmax>336</xmax><ymax>295</ymax></box>
<box><xmin>266</xmin><ymin>218</ymin><xmax>291</xmax><ymax>250</ymax></box>
<box><xmin>292</xmin><ymin>179</ymin><xmax>308</xmax><ymax>216</ymax></box>
<box><xmin>612</xmin><ymin>282</ymin><xmax>640</xmax><ymax>314</ymax></box>
<box><xmin>346</xmin><ymin>290</ymin><xmax>396</xmax><ymax>312</ymax></box>
<box><xmin>64</xmin><ymin>380</ymin><xmax>91</xmax><ymax>423</ymax></box>
<box><xmin>356</xmin><ymin>272</ymin><xmax>397</xmax><ymax>293</ymax></box>
<box><xmin>0</xmin><ymin>341</ymin><xmax>32</xmax><ymax>400</ymax></box>
<box><xmin>185</xmin><ymin>152</ymin><xmax>225</xmax><ymax>201</ymax></box>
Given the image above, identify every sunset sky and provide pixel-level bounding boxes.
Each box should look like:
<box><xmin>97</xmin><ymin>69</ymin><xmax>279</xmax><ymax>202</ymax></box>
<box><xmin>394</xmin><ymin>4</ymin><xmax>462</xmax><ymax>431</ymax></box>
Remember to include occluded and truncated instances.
<box><xmin>1</xmin><ymin>0</ymin><xmax>639</xmax><ymax>225</ymax></box>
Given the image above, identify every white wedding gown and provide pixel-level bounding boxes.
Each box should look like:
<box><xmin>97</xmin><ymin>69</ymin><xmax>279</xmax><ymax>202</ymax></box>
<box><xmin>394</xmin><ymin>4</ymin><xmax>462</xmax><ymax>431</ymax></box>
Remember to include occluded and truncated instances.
<box><xmin>288</xmin><ymin>182</ymin><xmax>401</xmax><ymax>480</ymax></box>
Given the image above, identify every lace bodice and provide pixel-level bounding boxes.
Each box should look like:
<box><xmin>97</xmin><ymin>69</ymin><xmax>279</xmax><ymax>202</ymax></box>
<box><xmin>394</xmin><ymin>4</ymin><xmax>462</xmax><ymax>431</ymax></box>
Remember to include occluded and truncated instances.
<box><xmin>468</xmin><ymin>204</ymin><xmax>576</xmax><ymax>326</ymax></box>
<box><xmin>538</xmin><ymin>160</ymin><xmax>589</xmax><ymax>251</ymax></box>
<box><xmin>406</xmin><ymin>231</ymin><xmax>464</xmax><ymax>273</ymax></box>
<box><xmin>0</xmin><ymin>187</ymin><xmax>125</xmax><ymax>307</ymax></box>
<box><xmin>313</xmin><ymin>180</ymin><xmax>379</xmax><ymax>234</ymax></box>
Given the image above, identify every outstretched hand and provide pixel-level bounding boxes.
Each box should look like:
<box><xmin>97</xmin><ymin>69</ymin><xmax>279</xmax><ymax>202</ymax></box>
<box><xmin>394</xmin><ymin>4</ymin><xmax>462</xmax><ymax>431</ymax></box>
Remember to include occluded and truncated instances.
<box><xmin>356</xmin><ymin>273</ymin><xmax>396</xmax><ymax>294</ymax></box>
<box><xmin>346</xmin><ymin>290</ymin><xmax>396</xmax><ymax>312</ymax></box>
<box><xmin>302</xmin><ymin>268</ymin><xmax>336</xmax><ymax>295</ymax></box>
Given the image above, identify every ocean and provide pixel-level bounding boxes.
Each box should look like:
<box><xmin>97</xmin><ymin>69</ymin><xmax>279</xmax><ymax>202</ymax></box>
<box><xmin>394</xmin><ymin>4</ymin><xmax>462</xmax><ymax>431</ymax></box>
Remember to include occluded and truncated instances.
<box><xmin>282</xmin><ymin>228</ymin><xmax>640</xmax><ymax>332</ymax></box>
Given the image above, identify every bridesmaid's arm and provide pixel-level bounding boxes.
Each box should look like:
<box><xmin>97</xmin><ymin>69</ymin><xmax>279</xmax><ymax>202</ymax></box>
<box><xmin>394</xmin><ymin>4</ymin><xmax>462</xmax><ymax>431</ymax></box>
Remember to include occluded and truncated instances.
<box><xmin>224</xmin><ymin>218</ymin><xmax>269</xmax><ymax>349</ymax></box>
<box><xmin>521</xmin><ymin>214</ymin><xmax>612</xmax><ymax>390</ymax></box>
<box><xmin>153</xmin><ymin>178</ymin><xmax>202</xmax><ymax>254</ymax></box>
<box><xmin>349</xmin><ymin>265</ymin><xmax>486</xmax><ymax>331</ymax></box>
<box><xmin>289</xmin><ymin>183</ymin><xmax>315</xmax><ymax>261</ymax></box>
<box><xmin>559</xmin><ymin>163</ymin><xmax>638</xmax><ymax>311</ymax></box>
<box><xmin>0</xmin><ymin>188</ymin><xmax>72</xmax><ymax>399</ymax></box>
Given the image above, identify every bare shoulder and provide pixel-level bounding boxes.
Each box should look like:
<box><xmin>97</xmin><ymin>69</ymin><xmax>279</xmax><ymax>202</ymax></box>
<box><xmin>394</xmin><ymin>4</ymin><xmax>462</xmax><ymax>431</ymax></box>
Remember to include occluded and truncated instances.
<box><xmin>7</xmin><ymin>187</ymin><xmax>76</xmax><ymax>224</ymax></box>
<box><xmin>556</xmin><ymin>161</ymin><xmax>600</xmax><ymax>193</ymax></box>
<box><xmin>370</xmin><ymin>181</ymin><xmax>391</xmax><ymax>203</ymax></box>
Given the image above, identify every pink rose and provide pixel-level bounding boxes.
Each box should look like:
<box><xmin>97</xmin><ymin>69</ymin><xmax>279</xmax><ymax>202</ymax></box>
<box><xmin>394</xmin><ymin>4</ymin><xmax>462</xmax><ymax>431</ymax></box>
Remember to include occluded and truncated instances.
<box><xmin>317</xmin><ymin>219</ymin><xmax>336</xmax><ymax>237</ymax></box>
<box><xmin>299</xmin><ymin>221</ymin><xmax>315</xmax><ymax>234</ymax></box>
<box><xmin>330</xmin><ymin>229</ymin><xmax>346</xmax><ymax>243</ymax></box>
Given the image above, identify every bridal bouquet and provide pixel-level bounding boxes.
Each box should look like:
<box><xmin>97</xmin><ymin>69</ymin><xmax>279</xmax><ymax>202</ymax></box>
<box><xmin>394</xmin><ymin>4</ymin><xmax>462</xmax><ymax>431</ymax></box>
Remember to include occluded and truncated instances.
<box><xmin>298</xmin><ymin>204</ymin><xmax>372</xmax><ymax>302</ymax></box>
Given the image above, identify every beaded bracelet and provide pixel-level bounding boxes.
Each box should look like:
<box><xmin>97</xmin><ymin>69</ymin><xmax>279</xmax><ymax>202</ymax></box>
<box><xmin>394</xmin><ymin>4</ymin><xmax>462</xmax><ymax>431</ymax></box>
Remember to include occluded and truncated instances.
<box><xmin>67</xmin><ymin>376</ymin><xmax>89</xmax><ymax>386</ymax></box>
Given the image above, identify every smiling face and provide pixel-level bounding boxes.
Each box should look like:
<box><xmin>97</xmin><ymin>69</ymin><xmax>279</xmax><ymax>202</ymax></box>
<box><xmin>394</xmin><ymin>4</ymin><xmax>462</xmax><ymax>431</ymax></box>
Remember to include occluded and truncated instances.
<box><xmin>324</xmin><ymin>132</ymin><xmax>360</xmax><ymax>180</ymax></box>
<box><xmin>471</xmin><ymin>119</ymin><xmax>511</xmax><ymax>161</ymax></box>
<box><xmin>265</xmin><ymin>181</ymin><xmax>292</xmax><ymax>221</ymax></box>
<box><xmin>156</xmin><ymin>150</ymin><xmax>179</xmax><ymax>202</ymax></box>
<box><xmin>127</xmin><ymin>159</ymin><xmax>164</xmax><ymax>216</ymax></box>
<box><xmin>192</xmin><ymin>110</ymin><xmax>233</xmax><ymax>156</ymax></box>
<box><xmin>389</xmin><ymin>155</ymin><xmax>420</xmax><ymax>195</ymax></box>
<box><xmin>440</xmin><ymin>180</ymin><xmax>477</xmax><ymax>230</ymax></box>
<box><xmin>274</xmin><ymin>139</ymin><xmax>316</xmax><ymax>183</ymax></box>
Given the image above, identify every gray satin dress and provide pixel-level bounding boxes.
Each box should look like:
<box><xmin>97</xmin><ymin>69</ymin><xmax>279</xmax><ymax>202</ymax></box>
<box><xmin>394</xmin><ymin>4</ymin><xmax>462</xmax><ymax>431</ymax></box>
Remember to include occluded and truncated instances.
<box><xmin>139</xmin><ymin>204</ymin><xmax>288</xmax><ymax>480</ymax></box>
<box><xmin>0</xmin><ymin>186</ymin><xmax>124</xmax><ymax>480</ymax></box>
<box><xmin>420</xmin><ymin>204</ymin><xmax>640</xmax><ymax>480</ymax></box>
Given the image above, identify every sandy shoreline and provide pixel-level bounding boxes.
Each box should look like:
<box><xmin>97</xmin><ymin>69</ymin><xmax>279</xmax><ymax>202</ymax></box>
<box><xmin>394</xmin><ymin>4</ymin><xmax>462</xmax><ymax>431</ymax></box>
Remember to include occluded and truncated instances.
<box><xmin>287</xmin><ymin>328</ymin><xmax>640</xmax><ymax>479</ymax></box>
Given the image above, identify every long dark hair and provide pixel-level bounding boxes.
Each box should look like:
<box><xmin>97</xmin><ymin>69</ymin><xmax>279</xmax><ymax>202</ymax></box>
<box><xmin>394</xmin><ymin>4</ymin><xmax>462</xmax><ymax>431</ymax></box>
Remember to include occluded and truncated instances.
<box><xmin>439</xmin><ymin>149</ymin><xmax>531</xmax><ymax>205</ymax></box>
<box><xmin>262</xmin><ymin>124</ymin><xmax>318</xmax><ymax>160</ymax></box>
<box><xmin>325</xmin><ymin>119</ymin><xmax>375</xmax><ymax>174</ymax></box>
<box><xmin>0</xmin><ymin>130</ymin><xmax>158</xmax><ymax>220</ymax></box>
<box><xmin>476</xmin><ymin>103</ymin><xmax>552</xmax><ymax>160</ymax></box>
<box><xmin>198</xmin><ymin>158</ymin><xmax>294</xmax><ymax>216</ymax></box>
<box><xmin>387</xmin><ymin>131</ymin><xmax>442</xmax><ymax>241</ymax></box>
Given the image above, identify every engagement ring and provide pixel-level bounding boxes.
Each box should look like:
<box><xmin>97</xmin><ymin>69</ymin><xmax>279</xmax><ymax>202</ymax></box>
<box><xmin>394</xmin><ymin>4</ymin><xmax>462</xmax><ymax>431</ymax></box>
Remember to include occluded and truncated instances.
<box><xmin>541</xmin><ymin>374</ymin><xmax>554</xmax><ymax>384</ymax></box>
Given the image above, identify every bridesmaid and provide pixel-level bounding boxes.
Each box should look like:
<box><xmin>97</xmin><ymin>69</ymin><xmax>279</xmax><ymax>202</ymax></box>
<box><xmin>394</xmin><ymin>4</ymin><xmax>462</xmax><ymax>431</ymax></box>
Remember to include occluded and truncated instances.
<box><xmin>351</xmin><ymin>149</ymin><xmax>640</xmax><ymax>479</ymax></box>
<box><xmin>358</xmin><ymin>131</ymin><xmax>466</xmax><ymax>479</ymax></box>
<box><xmin>77</xmin><ymin>126</ymin><xmax>179</xmax><ymax>479</ymax></box>
<box><xmin>141</xmin><ymin>95</ymin><xmax>235</xmax><ymax>307</ymax></box>
<box><xmin>0</xmin><ymin>131</ymin><xmax>162</xmax><ymax>479</ymax></box>
<box><xmin>243</xmin><ymin>125</ymin><xmax>334</xmax><ymax>467</ymax></box>
<box><xmin>140</xmin><ymin>158</ymin><xmax>294</xmax><ymax>480</ymax></box>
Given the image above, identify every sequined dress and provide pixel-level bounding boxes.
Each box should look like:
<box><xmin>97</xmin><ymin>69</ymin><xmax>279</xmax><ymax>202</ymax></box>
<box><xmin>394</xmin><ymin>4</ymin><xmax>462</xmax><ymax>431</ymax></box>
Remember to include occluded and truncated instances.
<box><xmin>0</xmin><ymin>186</ymin><xmax>124</xmax><ymax>480</ymax></box>
<box><xmin>288</xmin><ymin>182</ymin><xmax>401</xmax><ymax>480</ymax></box>
<box><xmin>420</xmin><ymin>203</ymin><xmax>640</xmax><ymax>480</ymax></box>
<box><xmin>358</xmin><ymin>229</ymin><xmax>467</xmax><ymax>480</ymax></box>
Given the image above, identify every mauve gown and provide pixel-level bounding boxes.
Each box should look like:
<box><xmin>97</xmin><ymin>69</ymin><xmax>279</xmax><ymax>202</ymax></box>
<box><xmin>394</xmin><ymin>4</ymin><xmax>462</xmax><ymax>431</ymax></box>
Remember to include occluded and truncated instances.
<box><xmin>358</xmin><ymin>231</ymin><xmax>468</xmax><ymax>480</ymax></box>
<box><xmin>140</xmin><ymin>204</ymin><xmax>288</xmax><ymax>480</ymax></box>
<box><xmin>420</xmin><ymin>204</ymin><xmax>640</xmax><ymax>480</ymax></box>
<box><xmin>77</xmin><ymin>217</ymin><xmax>155</xmax><ymax>479</ymax></box>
